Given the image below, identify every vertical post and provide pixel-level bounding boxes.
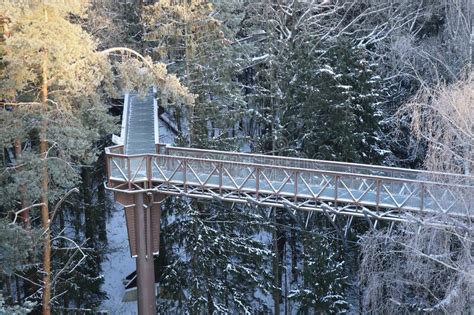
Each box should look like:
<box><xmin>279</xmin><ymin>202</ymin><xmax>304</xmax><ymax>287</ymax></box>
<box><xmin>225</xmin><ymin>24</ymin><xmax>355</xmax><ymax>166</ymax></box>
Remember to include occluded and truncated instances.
<box><xmin>127</xmin><ymin>158</ymin><xmax>132</xmax><ymax>190</ymax></box>
<box><xmin>146</xmin><ymin>156</ymin><xmax>152</xmax><ymax>189</ymax></box>
<box><xmin>183</xmin><ymin>160</ymin><xmax>187</xmax><ymax>193</ymax></box>
<box><xmin>376</xmin><ymin>179</ymin><xmax>381</xmax><ymax>211</ymax></box>
<box><xmin>256</xmin><ymin>167</ymin><xmax>260</xmax><ymax>200</ymax></box>
<box><xmin>134</xmin><ymin>193</ymin><xmax>156</xmax><ymax>315</ymax></box>
<box><xmin>219</xmin><ymin>162</ymin><xmax>223</xmax><ymax>196</ymax></box>
<box><xmin>294</xmin><ymin>171</ymin><xmax>298</xmax><ymax>202</ymax></box>
<box><xmin>151</xmin><ymin>194</ymin><xmax>162</xmax><ymax>255</ymax></box>
<box><xmin>420</xmin><ymin>183</ymin><xmax>425</xmax><ymax>212</ymax></box>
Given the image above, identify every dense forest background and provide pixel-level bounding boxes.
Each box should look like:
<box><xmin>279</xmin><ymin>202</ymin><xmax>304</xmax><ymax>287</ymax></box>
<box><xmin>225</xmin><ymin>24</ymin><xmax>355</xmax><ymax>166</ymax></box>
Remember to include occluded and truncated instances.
<box><xmin>0</xmin><ymin>0</ymin><xmax>472</xmax><ymax>314</ymax></box>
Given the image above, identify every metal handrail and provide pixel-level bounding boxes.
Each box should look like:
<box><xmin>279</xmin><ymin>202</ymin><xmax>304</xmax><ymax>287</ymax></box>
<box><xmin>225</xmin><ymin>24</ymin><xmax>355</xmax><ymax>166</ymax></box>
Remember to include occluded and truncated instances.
<box><xmin>106</xmin><ymin>148</ymin><xmax>473</xmax><ymax>188</ymax></box>
<box><xmin>165</xmin><ymin>146</ymin><xmax>472</xmax><ymax>182</ymax></box>
<box><xmin>106</xmin><ymin>144</ymin><xmax>472</xmax><ymax>185</ymax></box>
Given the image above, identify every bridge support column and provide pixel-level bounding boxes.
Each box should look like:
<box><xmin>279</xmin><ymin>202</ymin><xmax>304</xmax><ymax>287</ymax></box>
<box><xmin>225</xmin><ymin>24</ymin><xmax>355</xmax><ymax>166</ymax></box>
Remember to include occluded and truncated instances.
<box><xmin>134</xmin><ymin>192</ymin><xmax>156</xmax><ymax>315</ymax></box>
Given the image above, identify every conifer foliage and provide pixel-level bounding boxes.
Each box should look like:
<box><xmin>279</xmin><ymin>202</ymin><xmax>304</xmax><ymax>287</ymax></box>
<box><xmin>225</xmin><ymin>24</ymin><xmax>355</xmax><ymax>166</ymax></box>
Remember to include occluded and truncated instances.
<box><xmin>0</xmin><ymin>0</ymin><xmax>472</xmax><ymax>314</ymax></box>
<box><xmin>0</xmin><ymin>1</ymin><xmax>192</xmax><ymax>313</ymax></box>
<box><xmin>283</xmin><ymin>40</ymin><xmax>386</xmax><ymax>163</ymax></box>
<box><xmin>0</xmin><ymin>2</ymin><xmax>114</xmax><ymax>313</ymax></box>
<box><xmin>157</xmin><ymin>199</ymin><xmax>273</xmax><ymax>313</ymax></box>
<box><xmin>142</xmin><ymin>0</ymin><xmax>245</xmax><ymax>148</ymax></box>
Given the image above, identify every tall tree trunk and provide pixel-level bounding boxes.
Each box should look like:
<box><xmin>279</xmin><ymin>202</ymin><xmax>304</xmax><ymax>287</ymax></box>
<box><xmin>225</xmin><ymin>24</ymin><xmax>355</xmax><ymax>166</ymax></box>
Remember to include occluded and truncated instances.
<box><xmin>40</xmin><ymin>117</ymin><xmax>51</xmax><ymax>315</ymax></box>
<box><xmin>82</xmin><ymin>167</ymin><xmax>94</xmax><ymax>244</ymax></box>
<box><xmin>184</xmin><ymin>3</ymin><xmax>193</xmax><ymax>146</ymax></box>
<box><xmin>4</xmin><ymin>275</ymin><xmax>12</xmax><ymax>304</ymax></box>
<box><xmin>40</xmin><ymin>8</ymin><xmax>51</xmax><ymax>314</ymax></box>
<box><xmin>290</xmin><ymin>229</ymin><xmax>297</xmax><ymax>283</ymax></box>
<box><xmin>207</xmin><ymin>287</ymin><xmax>214</xmax><ymax>315</ymax></box>
<box><xmin>14</xmin><ymin>275</ymin><xmax>21</xmax><ymax>303</ymax></box>
<box><xmin>96</xmin><ymin>160</ymin><xmax>108</xmax><ymax>243</ymax></box>
<box><xmin>468</xmin><ymin>0</ymin><xmax>473</xmax><ymax>74</ymax></box>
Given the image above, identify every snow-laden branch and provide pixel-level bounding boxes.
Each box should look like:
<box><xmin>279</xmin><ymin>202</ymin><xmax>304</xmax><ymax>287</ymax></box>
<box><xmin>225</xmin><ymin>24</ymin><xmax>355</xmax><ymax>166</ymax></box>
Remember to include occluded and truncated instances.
<box><xmin>11</xmin><ymin>203</ymin><xmax>45</xmax><ymax>224</ymax></box>
<box><xmin>51</xmin><ymin>236</ymin><xmax>88</xmax><ymax>286</ymax></box>
<box><xmin>49</xmin><ymin>188</ymin><xmax>79</xmax><ymax>224</ymax></box>
<box><xmin>101</xmin><ymin>47</ymin><xmax>156</xmax><ymax>76</ymax></box>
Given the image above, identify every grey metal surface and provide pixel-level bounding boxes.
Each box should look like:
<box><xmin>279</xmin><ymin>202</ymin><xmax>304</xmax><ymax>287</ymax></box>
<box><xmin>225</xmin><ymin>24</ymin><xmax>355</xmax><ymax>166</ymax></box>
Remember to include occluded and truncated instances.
<box><xmin>125</xmin><ymin>93</ymin><xmax>156</xmax><ymax>155</ymax></box>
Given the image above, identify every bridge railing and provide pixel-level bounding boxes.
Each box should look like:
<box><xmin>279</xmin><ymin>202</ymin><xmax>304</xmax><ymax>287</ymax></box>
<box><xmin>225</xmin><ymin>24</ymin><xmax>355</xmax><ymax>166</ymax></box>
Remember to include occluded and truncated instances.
<box><xmin>106</xmin><ymin>145</ymin><xmax>473</xmax><ymax>217</ymax></box>
<box><xmin>162</xmin><ymin>146</ymin><xmax>471</xmax><ymax>186</ymax></box>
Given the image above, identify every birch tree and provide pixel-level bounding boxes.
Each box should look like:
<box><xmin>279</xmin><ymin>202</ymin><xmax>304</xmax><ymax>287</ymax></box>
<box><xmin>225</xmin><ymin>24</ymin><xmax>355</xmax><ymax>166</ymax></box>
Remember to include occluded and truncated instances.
<box><xmin>398</xmin><ymin>74</ymin><xmax>473</xmax><ymax>176</ymax></box>
<box><xmin>359</xmin><ymin>73</ymin><xmax>473</xmax><ymax>314</ymax></box>
<box><xmin>360</xmin><ymin>222</ymin><xmax>473</xmax><ymax>313</ymax></box>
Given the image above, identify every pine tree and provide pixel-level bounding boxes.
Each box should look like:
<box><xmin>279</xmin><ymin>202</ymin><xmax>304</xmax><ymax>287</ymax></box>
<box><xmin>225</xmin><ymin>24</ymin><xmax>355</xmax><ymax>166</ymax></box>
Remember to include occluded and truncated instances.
<box><xmin>142</xmin><ymin>0</ymin><xmax>245</xmax><ymax>149</ymax></box>
<box><xmin>0</xmin><ymin>1</ymin><xmax>193</xmax><ymax>312</ymax></box>
<box><xmin>0</xmin><ymin>2</ymin><xmax>114</xmax><ymax>312</ymax></box>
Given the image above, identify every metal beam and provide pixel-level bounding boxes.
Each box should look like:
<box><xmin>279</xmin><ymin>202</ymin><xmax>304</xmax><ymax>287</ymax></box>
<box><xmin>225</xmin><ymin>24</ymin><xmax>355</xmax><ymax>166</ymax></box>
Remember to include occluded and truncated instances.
<box><xmin>134</xmin><ymin>192</ymin><xmax>156</xmax><ymax>315</ymax></box>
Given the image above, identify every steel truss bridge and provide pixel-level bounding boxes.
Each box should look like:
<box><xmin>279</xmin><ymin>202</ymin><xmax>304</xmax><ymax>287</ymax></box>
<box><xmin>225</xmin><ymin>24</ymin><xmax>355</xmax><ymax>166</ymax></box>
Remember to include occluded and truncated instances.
<box><xmin>105</xmin><ymin>91</ymin><xmax>473</xmax><ymax>315</ymax></box>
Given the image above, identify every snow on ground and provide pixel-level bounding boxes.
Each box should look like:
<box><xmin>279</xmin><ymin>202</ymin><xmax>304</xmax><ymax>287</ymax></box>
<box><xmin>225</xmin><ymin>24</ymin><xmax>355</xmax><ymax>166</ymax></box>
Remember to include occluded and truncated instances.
<box><xmin>99</xmin><ymin>203</ymin><xmax>137</xmax><ymax>314</ymax></box>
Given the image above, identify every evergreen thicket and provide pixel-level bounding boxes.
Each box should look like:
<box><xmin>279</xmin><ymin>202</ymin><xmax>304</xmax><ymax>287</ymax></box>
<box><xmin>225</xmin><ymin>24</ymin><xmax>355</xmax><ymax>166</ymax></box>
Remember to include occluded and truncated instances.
<box><xmin>0</xmin><ymin>0</ymin><xmax>472</xmax><ymax>313</ymax></box>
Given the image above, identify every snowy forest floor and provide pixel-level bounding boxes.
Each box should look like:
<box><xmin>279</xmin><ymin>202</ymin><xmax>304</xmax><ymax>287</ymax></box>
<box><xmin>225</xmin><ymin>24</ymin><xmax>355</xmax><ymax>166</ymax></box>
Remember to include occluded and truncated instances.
<box><xmin>99</xmin><ymin>203</ymin><xmax>137</xmax><ymax>314</ymax></box>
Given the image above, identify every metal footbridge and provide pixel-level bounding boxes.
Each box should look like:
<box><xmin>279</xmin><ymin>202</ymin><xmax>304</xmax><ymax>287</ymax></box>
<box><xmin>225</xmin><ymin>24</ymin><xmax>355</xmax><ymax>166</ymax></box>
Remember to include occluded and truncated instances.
<box><xmin>106</xmin><ymin>92</ymin><xmax>473</xmax><ymax>222</ymax></box>
<box><xmin>105</xmin><ymin>91</ymin><xmax>473</xmax><ymax>315</ymax></box>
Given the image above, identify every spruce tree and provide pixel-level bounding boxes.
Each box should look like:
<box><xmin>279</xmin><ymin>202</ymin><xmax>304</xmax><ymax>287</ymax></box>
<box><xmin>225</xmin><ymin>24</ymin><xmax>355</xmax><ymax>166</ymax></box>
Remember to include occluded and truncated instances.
<box><xmin>288</xmin><ymin>230</ymin><xmax>348</xmax><ymax>314</ymax></box>
<box><xmin>282</xmin><ymin>39</ymin><xmax>387</xmax><ymax>163</ymax></box>
<box><xmin>157</xmin><ymin>199</ymin><xmax>273</xmax><ymax>313</ymax></box>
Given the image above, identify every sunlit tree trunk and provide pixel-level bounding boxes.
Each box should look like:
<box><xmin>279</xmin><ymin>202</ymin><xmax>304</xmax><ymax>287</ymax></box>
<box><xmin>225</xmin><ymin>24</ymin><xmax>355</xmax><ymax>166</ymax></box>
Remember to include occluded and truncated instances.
<box><xmin>40</xmin><ymin>8</ymin><xmax>51</xmax><ymax>315</ymax></box>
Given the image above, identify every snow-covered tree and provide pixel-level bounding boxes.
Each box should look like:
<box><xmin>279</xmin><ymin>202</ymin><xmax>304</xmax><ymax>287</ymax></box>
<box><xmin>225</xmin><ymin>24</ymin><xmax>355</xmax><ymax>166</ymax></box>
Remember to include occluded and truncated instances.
<box><xmin>288</xmin><ymin>230</ymin><xmax>348</xmax><ymax>314</ymax></box>
<box><xmin>0</xmin><ymin>2</ymin><xmax>114</xmax><ymax>312</ymax></box>
<box><xmin>359</xmin><ymin>70</ymin><xmax>473</xmax><ymax>315</ymax></box>
<box><xmin>235</xmin><ymin>3</ymin><xmax>373</xmax><ymax>311</ymax></box>
<box><xmin>142</xmin><ymin>0</ymin><xmax>245</xmax><ymax>148</ymax></box>
<box><xmin>157</xmin><ymin>198</ymin><xmax>273</xmax><ymax>313</ymax></box>
<box><xmin>0</xmin><ymin>219</ymin><xmax>40</xmax><ymax>307</ymax></box>
<box><xmin>360</xmin><ymin>222</ymin><xmax>473</xmax><ymax>313</ymax></box>
<box><xmin>0</xmin><ymin>293</ymin><xmax>35</xmax><ymax>315</ymax></box>
<box><xmin>397</xmin><ymin>73</ymin><xmax>473</xmax><ymax>176</ymax></box>
<box><xmin>282</xmin><ymin>40</ymin><xmax>387</xmax><ymax>163</ymax></box>
<box><xmin>0</xmin><ymin>1</ymin><xmax>192</xmax><ymax>312</ymax></box>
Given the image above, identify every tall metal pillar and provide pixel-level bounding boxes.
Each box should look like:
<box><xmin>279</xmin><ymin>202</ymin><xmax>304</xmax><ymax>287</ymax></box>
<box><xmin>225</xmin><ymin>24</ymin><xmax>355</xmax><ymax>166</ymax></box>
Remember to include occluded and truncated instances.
<box><xmin>134</xmin><ymin>192</ymin><xmax>156</xmax><ymax>315</ymax></box>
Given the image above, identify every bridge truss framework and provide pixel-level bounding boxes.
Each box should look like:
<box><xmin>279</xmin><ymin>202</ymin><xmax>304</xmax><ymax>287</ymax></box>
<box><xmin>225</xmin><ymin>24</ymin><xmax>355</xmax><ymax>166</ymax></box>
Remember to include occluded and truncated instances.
<box><xmin>105</xmin><ymin>92</ymin><xmax>473</xmax><ymax>315</ymax></box>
